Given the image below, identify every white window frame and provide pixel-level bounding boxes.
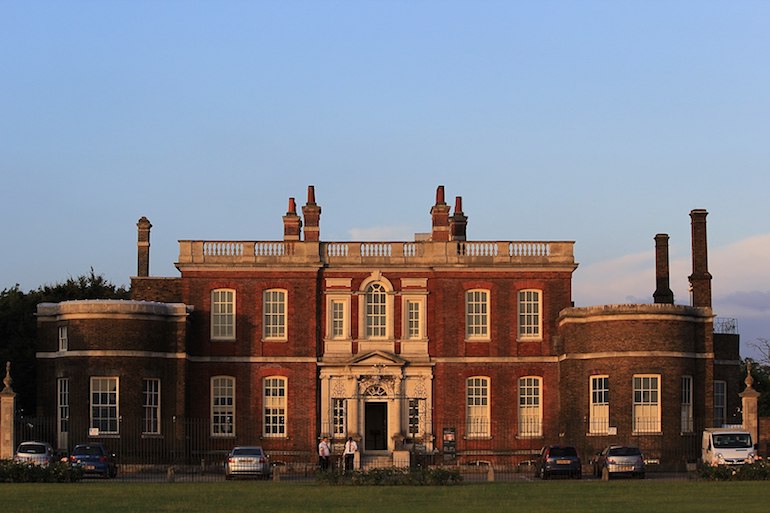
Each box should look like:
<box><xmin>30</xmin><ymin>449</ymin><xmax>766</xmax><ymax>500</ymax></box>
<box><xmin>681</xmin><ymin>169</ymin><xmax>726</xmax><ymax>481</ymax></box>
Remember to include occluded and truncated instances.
<box><xmin>263</xmin><ymin>376</ymin><xmax>287</xmax><ymax>438</ymax></box>
<box><xmin>143</xmin><ymin>378</ymin><xmax>161</xmax><ymax>435</ymax></box>
<box><xmin>263</xmin><ymin>289</ymin><xmax>287</xmax><ymax>340</ymax></box>
<box><xmin>365</xmin><ymin>283</ymin><xmax>388</xmax><ymax>339</ymax></box>
<box><xmin>714</xmin><ymin>380</ymin><xmax>727</xmax><ymax>427</ymax></box>
<box><xmin>518</xmin><ymin>289</ymin><xmax>542</xmax><ymax>340</ymax></box>
<box><xmin>518</xmin><ymin>376</ymin><xmax>542</xmax><ymax>437</ymax></box>
<box><xmin>403</xmin><ymin>296</ymin><xmax>426</xmax><ymax>340</ymax></box>
<box><xmin>58</xmin><ymin>326</ymin><xmax>68</xmax><ymax>351</ymax></box>
<box><xmin>589</xmin><ymin>375</ymin><xmax>609</xmax><ymax>434</ymax></box>
<box><xmin>326</xmin><ymin>296</ymin><xmax>350</xmax><ymax>340</ymax></box>
<box><xmin>466</xmin><ymin>376</ymin><xmax>490</xmax><ymax>437</ymax></box>
<box><xmin>211</xmin><ymin>376</ymin><xmax>235</xmax><ymax>437</ymax></box>
<box><xmin>57</xmin><ymin>378</ymin><xmax>69</xmax><ymax>435</ymax></box>
<box><xmin>681</xmin><ymin>376</ymin><xmax>693</xmax><ymax>433</ymax></box>
<box><xmin>90</xmin><ymin>376</ymin><xmax>119</xmax><ymax>435</ymax></box>
<box><xmin>465</xmin><ymin>290</ymin><xmax>490</xmax><ymax>340</ymax></box>
<box><xmin>633</xmin><ymin>374</ymin><xmax>661</xmax><ymax>434</ymax></box>
<box><xmin>332</xmin><ymin>398</ymin><xmax>347</xmax><ymax>436</ymax></box>
<box><xmin>211</xmin><ymin>289</ymin><xmax>236</xmax><ymax>340</ymax></box>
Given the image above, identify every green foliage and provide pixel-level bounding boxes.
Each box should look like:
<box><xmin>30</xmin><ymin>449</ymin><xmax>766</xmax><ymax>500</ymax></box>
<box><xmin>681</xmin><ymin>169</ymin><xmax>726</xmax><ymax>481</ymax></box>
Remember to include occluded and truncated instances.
<box><xmin>0</xmin><ymin>460</ymin><xmax>83</xmax><ymax>483</ymax></box>
<box><xmin>698</xmin><ymin>461</ymin><xmax>770</xmax><ymax>481</ymax></box>
<box><xmin>315</xmin><ymin>466</ymin><xmax>462</xmax><ymax>486</ymax></box>
<box><xmin>0</xmin><ymin>269</ymin><xmax>129</xmax><ymax>413</ymax></box>
<box><xmin>740</xmin><ymin>358</ymin><xmax>770</xmax><ymax>417</ymax></box>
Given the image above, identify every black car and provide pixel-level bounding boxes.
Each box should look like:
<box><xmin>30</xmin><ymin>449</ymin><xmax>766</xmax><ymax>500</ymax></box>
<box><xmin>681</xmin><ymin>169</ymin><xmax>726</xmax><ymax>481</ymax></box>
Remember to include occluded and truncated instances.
<box><xmin>69</xmin><ymin>443</ymin><xmax>118</xmax><ymax>478</ymax></box>
<box><xmin>535</xmin><ymin>445</ymin><xmax>582</xmax><ymax>479</ymax></box>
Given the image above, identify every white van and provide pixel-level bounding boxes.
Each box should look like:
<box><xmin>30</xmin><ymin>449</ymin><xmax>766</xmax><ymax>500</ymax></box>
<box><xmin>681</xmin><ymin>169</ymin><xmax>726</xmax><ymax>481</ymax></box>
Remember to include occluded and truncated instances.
<box><xmin>702</xmin><ymin>428</ymin><xmax>756</xmax><ymax>466</ymax></box>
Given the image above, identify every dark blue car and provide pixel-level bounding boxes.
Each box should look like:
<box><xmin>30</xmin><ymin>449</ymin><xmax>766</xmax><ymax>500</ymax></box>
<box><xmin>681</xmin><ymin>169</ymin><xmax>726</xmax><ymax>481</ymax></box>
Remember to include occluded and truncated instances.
<box><xmin>69</xmin><ymin>443</ymin><xmax>118</xmax><ymax>478</ymax></box>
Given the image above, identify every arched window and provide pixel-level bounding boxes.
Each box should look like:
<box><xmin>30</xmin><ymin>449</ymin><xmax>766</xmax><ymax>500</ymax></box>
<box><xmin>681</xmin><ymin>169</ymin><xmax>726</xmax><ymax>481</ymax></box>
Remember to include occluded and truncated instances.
<box><xmin>211</xmin><ymin>289</ymin><xmax>236</xmax><ymax>340</ymax></box>
<box><xmin>518</xmin><ymin>289</ymin><xmax>542</xmax><ymax>340</ymax></box>
<box><xmin>365</xmin><ymin>283</ymin><xmax>387</xmax><ymax>338</ymax></box>
<box><xmin>465</xmin><ymin>290</ymin><xmax>490</xmax><ymax>340</ymax></box>
<box><xmin>211</xmin><ymin>376</ymin><xmax>235</xmax><ymax>436</ymax></box>
<box><xmin>263</xmin><ymin>289</ymin><xmax>287</xmax><ymax>340</ymax></box>
<box><xmin>518</xmin><ymin>376</ymin><xmax>542</xmax><ymax>437</ymax></box>
<box><xmin>264</xmin><ymin>376</ymin><xmax>287</xmax><ymax>437</ymax></box>
<box><xmin>466</xmin><ymin>376</ymin><xmax>490</xmax><ymax>437</ymax></box>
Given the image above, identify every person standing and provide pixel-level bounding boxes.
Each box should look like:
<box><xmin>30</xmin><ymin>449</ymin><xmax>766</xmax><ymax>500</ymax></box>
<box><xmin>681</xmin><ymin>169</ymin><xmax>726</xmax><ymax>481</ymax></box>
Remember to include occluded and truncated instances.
<box><xmin>318</xmin><ymin>436</ymin><xmax>331</xmax><ymax>471</ymax></box>
<box><xmin>343</xmin><ymin>436</ymin><xmax>358</xmax><ymax>474</ymax></box>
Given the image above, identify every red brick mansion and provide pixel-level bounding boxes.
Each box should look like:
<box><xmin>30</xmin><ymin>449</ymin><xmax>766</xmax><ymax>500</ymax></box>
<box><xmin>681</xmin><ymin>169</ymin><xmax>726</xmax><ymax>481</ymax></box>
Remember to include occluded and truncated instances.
<box><xmin>35</xmin><ymin>186</ymin><xmax>741</xmax><ymax>468</ymax></box>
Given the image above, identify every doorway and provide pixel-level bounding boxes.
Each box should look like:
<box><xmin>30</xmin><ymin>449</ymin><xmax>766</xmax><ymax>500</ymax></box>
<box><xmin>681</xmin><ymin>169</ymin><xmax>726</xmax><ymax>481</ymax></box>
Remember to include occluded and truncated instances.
<box><xmin>364</xmin><ymin>402</ymin><xmax>388</xmax><ymax>451</ymax></box>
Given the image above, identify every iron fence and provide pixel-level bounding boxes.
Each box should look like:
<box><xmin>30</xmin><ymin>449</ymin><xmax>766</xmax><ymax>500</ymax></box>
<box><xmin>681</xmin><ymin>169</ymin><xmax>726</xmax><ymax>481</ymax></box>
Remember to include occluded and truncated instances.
<box><xmin>13</xmin><ymin>415</ymin><xmax>703</xmax><ymax>482</ymax></box>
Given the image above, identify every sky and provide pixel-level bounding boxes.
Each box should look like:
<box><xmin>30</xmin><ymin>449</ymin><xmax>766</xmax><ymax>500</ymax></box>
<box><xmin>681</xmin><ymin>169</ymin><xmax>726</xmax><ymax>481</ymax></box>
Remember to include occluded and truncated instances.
<box><xmin>2</xmin><ymin>1</ymin><xmax>769</xmax><ymax>357</ymax></box>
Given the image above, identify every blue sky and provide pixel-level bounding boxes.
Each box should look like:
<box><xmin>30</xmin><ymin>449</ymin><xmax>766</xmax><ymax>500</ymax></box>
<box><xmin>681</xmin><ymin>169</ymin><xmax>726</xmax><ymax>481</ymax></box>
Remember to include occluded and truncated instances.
<box><xmin>2</xmin><ymin>1</ymin><xmax>769</xmax><ymax>356</ymax></box>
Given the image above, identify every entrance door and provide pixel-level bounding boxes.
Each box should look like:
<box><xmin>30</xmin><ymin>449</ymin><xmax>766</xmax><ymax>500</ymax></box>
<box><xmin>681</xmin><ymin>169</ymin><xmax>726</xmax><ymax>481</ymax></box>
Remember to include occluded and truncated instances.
<box><xmin>364</xmin><ymin>402</ymin><xmax>388</xmax><ymax>451</ymax></box>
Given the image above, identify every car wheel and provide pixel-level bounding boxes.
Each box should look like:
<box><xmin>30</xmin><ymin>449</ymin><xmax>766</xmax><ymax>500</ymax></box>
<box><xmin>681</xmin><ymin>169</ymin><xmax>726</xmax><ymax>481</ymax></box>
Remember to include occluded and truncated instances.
<box><xmin>574</xmin><ymin>471</ymin><xmax>582</xmax><ymax>480</ymax></box>
<box><xmin>225</xmin><ymin>474</ymin><xmax>232</xmax><ymax>481</ymax></box>
<box><xmin>542</xmin><ymin>470</ymin><xmax>549</xmax><ymax>480</ymax></box>
<box><xmin>636</xmin><ymin>472</ymin><xmax>645</xmax><ymax>479</ymax></box>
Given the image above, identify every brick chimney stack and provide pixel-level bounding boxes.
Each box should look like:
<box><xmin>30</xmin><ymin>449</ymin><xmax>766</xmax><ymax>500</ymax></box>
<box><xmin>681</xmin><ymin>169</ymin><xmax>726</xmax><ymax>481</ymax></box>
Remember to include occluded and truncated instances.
<box><xmin>302</xmin><ymin>185</ymin><xmax>321</xmax><ymax>242</ymax></box>
<box><xmin>653</xmin><ymin>233</ymin><xmax>674</xmax><ymax>304</ymax></box>
<box><xmin>283</xmin><ymin>197</ymin><xmax>302</xmax><ymax>241</ymax></box>
<box><xmin>430</xmin><ymin>185</ymin><xmax>450</xmax><ymax>242</ymax></box>
<box><xmin>136</xmin><ymin>217</ymin><xmax>152</xmax><ymax>277</ymax></box>
<box><xmin>689</xmin><ymin>209</ymin><xmax>712</xmax><ymax>308</ymax></box>
<box><xmin>449</xmin><ymin>196</ymin><xmax>468</xmax><ymax>241</ymax></box>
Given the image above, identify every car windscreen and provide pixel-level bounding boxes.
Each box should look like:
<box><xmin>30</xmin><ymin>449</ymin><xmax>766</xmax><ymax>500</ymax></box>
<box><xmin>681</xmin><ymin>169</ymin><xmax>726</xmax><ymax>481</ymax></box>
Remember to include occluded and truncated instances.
<box><xmin>713</xmin><ymin>434</ymin><xmax>752</xmax><ymax>449</ymax></box>
<box><xmin>608</xmin><ymin>447</ymin><xmax>641</xmax><ymax>456</ymax></box>
<box><xmin>233</xmin><ymin>448</ymin><xmax>263</xmax><ymax>456</ymax></box>
<box><xmin>549</xmin><ymin>447</ymin><xmax>577</xmax><ymax>457</ymax></box>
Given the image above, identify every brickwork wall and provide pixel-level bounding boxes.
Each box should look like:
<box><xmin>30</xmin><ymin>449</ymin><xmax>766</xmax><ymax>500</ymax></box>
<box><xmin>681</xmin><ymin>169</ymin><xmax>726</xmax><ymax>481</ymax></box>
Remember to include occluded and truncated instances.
<box><xmin>131</xmin><ymin>277</ymin><xmax>183</xmax><ymax>303</ymax></box>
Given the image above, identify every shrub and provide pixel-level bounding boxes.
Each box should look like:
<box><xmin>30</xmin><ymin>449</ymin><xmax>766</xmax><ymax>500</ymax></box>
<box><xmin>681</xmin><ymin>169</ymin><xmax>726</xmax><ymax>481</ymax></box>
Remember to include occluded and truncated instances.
<box><xmin>315</xmin><ymin>466</ymin><xmax>462</xmax><ymax>486</ymax></box>
<box><xmin>698</xmin><ymin>461</ymin><xmax>770</xmax><ymax>481</ymax></box>
<box><xmin>0</xmin><ymin>460</ymin><xmax>83</xmax><ymax>483</ymax></box>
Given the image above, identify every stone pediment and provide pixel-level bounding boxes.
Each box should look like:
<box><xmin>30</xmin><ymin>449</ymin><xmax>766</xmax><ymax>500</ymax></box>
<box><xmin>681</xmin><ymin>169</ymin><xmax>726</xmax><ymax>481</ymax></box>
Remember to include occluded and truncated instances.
<box><xmin>347</xmin><ymin>350</ymin><xmax>406</xmax><ymax>367</ymax></box>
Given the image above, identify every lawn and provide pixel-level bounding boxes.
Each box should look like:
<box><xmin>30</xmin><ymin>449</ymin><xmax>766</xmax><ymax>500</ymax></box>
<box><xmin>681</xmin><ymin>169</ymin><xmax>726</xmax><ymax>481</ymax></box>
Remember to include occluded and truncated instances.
<box><xmin>3</xmin><ymin>481</ymin><xmax>770</xmax><ymax>513</ymax></box>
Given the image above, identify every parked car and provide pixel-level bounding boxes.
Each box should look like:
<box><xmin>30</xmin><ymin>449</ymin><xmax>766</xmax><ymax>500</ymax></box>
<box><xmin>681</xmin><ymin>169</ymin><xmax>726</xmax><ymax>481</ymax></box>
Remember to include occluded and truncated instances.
<box><xmin>14</xmin><ymin>441</ymin><xmax>55</xmax><ymax>466</ymax></box>
<box><xmin>224</xmin><ymin>446</ymin><xmax>271</xmax><ymax>480</ymax></box>
<box><xmin>535</xmin><ymin>445</ymin><xmax>582</xmax><ymax>479</ymax></box>
<box><xmin>69</xmin><ymin>443</ymin><xmax>118</xmax><ymax>478</ymax></box>
<box><xmin>593</xmin><ymin>445</ymin><xmax>645</xmax><ymax>479</ymax></box>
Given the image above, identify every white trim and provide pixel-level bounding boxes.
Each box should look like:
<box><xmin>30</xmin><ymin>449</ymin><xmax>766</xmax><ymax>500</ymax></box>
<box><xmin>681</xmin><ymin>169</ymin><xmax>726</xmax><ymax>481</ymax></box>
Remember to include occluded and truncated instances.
<box><xmin>517</xmin><ymin>289</ymin><xmax>542</xmax><ymax>341</ymax></box>
<box><xmin>90</xmin><ymin>376</ymin><xmax>119</xmax><ymax>435</ymax></box>
<box><xmin>211</xmin><ymin>375</ymin><xmax>235</xmax><ymax>437</ymax></box>
<box><xmin>263</xmin><ymin>289</ymin><xmax>288</xmax><ymax>341</ymax></box>
<box><xmin>211</xmin><ymin>289</ymin><xmax>236</xmax><ymax>341</ymax></box>
<box><xmin>465</xmin><ymin>289</ymin><xmax>490</xmax><ymax>341</ymax></box>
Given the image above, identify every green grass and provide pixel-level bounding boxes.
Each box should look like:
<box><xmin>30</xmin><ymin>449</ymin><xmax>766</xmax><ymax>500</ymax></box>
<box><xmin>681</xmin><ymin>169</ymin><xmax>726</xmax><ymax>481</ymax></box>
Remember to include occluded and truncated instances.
<box><xmin>3</xmin><ymin>481</ymin><xmax>770</xmax><ymax>513</ymax></box>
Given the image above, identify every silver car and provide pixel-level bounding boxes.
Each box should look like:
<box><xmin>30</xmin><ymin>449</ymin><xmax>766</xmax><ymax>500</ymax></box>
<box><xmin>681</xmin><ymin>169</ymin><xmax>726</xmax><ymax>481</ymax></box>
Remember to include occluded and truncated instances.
<box><xmin>224</xmin><ymin>446</ymin><xmax>271</xmax><ymax>480</ymax></box>
<box><xmin>14</xmin><ymin>441</ymin><xmax>55</xmax><ymax>466</ymax></box>
<box><xmin>594</xmin><ymin>445</ymin><xmax>645</xmax><ymax>479</ymax></box>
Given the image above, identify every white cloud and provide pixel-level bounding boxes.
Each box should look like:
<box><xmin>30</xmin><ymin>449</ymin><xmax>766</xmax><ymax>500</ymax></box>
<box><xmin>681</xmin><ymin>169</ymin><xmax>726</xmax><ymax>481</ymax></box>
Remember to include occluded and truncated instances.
<box><xmin>574</xmin><ymin>233</ymin><xmax>770</xmax><ymax>358</ymax></box>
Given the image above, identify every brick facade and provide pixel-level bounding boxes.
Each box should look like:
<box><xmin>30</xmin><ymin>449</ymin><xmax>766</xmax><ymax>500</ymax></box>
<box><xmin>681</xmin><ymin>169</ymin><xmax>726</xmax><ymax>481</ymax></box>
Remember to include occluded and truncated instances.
<box><xmin>35</xmin><ymin>187</ymin><xmax>742</xmax><ymax>469</ymax></box>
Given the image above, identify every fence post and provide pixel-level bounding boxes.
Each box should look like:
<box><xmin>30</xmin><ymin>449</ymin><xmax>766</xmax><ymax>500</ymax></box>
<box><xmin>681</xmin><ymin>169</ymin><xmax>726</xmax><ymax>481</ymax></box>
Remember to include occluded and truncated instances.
<box><xmin>0</xmin><ymin>362</ymin><xmax>16</xmax><ymax>460</ymax></box>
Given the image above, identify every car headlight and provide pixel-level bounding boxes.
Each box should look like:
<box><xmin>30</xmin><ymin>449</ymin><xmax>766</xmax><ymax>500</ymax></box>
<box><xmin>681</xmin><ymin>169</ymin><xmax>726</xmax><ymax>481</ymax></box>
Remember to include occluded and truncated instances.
<box><xmin>716</xmin><ymin>453</ymin><xmax>725</xmax><ymax>464</ymax></box>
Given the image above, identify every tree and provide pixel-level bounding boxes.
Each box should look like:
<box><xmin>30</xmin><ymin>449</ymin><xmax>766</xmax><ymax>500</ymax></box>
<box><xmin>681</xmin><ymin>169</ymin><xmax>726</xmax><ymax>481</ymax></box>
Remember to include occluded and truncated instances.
<box><xmin>0</xmin><ymin>269</ymin><xmax>129</xmax><ymax>414</ymax></box>
<box><xmin>740</xmin><ymin>357</ymin><xmax>770</xmax><ymax>418</ymax></box>
<box><xmin>751</xmin><ymin>338</ymin><xmax>770</xmax><ymax>367</ymax></box>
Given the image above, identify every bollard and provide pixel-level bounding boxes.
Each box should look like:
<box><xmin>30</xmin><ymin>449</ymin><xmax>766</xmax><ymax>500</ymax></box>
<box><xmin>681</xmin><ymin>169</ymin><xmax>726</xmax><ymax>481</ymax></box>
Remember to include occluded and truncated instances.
<box><xmin>167</xmin><ymin>465</ymin><xmax>175</xmax><ymax>482</ymax></box>
<box><xmin>272</xmin><ymin>465</ymin><xmax>280</xmax><ymax>481</ymax></box>
<box><xmin>487</xmin><ymin>464</ymin><xmax>495</xmax><ymax>482</ymax></box>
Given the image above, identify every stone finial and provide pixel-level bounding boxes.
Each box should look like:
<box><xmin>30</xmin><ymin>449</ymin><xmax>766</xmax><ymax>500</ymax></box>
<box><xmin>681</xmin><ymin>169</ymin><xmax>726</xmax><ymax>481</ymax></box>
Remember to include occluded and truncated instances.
<box><xmin>2</xmin><ymin>362</ymin><xmax>11</xmax><ymax>393</ymax></box>
<box><xmin>745</xmin><ymin>361</ymin><xmax>755</xmax><ymax>389</ymax></box>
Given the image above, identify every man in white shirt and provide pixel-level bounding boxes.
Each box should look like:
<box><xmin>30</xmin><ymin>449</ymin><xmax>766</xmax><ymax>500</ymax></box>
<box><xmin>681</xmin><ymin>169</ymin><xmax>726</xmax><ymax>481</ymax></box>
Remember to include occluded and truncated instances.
<box><xmin>343</xmin><ymin>436</ymin><xmax>358</xmax><ymax>474</ymax></box>
<box><xmin>318</xmin><ymin>436</ymin><xmax>331</xmax><ymax>471</ymax></box>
